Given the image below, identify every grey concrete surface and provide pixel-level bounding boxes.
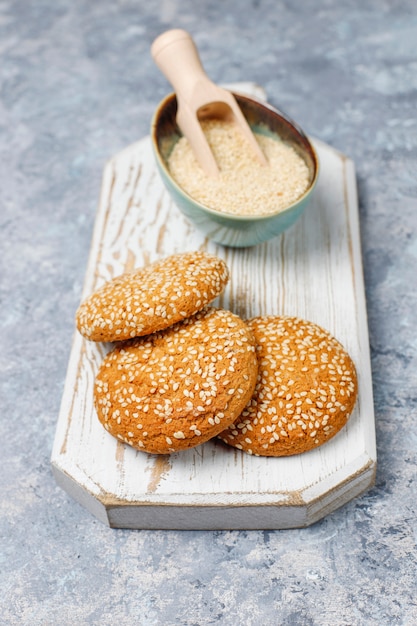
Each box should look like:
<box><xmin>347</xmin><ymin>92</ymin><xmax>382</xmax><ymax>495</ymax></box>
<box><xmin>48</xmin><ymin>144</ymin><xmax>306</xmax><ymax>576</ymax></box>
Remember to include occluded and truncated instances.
<box><xmin>1</xmin><ymin>1</ymin><xmax>416</xmax><ymax>624</ymax></box>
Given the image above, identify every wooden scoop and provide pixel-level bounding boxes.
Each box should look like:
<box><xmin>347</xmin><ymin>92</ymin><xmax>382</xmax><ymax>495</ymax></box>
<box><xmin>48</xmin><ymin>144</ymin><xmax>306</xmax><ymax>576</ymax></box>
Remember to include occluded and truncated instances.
<box><xmin>151</xmin><ymin>29</ymin><xmax>267</xmax><ymax>177</ymax></box>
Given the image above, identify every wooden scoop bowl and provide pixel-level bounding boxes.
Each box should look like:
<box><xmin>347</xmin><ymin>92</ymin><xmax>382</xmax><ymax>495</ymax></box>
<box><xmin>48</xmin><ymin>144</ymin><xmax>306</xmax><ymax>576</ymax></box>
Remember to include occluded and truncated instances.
<box><xmin>151</xmin><ymin>29</ymin><xmax>267</xmax><ymax>177</ymax></box>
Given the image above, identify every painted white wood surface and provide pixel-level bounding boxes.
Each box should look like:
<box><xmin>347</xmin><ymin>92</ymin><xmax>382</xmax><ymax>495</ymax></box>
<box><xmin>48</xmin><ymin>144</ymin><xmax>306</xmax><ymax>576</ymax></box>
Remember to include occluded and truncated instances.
<box><xmin>51</xmin><ymin>89</ymin><xmax>376</xmax><ymax>529</ymax></box>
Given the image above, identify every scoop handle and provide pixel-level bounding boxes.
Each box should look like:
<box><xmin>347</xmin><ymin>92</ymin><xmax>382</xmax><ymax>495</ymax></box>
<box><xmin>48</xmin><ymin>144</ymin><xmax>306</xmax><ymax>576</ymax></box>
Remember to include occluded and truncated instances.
<box><xmin>151</xmin><ymin>29</ymin><xmax>213</xmax><ymax>100</ymax></box>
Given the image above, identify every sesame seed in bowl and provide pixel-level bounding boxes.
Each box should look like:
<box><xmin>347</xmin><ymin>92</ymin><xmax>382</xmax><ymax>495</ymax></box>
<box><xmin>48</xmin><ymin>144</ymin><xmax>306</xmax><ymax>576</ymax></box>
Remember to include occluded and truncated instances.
<box><xmin>151</xmin><ymin>93</ymin><xmax>319</xmax><ymax>248</ymax></box>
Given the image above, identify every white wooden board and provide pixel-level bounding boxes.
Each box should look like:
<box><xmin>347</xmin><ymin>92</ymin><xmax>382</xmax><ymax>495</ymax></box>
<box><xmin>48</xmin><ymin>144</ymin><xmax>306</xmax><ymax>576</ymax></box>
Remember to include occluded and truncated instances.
<box><xmin>52</xmin><ymin>90</ymin><xmax>376</xmax><ymax>529</ymax></box>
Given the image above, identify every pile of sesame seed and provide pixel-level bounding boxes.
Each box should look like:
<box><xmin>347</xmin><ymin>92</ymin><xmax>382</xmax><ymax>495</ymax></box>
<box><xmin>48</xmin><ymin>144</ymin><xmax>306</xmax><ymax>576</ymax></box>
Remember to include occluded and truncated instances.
<box><xmin>167</xmin><ymin>119</ymin><xmax>310</xmax><ymax>216</ymax></box>
<box><xmin>217</xmin><ymin>316</ymin><xmax>358</xmax><ymax>456</ymax></box>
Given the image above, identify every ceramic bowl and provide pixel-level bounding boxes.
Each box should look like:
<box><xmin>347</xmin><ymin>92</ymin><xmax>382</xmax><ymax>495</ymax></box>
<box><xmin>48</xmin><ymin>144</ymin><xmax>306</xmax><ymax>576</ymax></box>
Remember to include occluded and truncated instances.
<box><xmin>151</xmin><ymin>92</ymin><xmax>319</xmax><ymax>248</ymax></box>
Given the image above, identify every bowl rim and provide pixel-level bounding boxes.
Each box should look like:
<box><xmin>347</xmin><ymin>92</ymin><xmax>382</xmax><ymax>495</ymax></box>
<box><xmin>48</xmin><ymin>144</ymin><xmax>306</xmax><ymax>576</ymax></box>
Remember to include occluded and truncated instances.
<box><xmin>150</xmin><ymin>91</ymin><xmax>320</xmax><ymax>223</ymax></box>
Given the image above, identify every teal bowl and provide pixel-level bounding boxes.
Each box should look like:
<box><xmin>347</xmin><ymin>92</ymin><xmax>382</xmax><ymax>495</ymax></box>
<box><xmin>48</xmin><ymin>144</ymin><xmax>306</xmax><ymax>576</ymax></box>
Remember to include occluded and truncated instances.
<box><xmin>151</xmin><ymin>92</ymin><xmax>319</xmax><ymax>248</ymax></box>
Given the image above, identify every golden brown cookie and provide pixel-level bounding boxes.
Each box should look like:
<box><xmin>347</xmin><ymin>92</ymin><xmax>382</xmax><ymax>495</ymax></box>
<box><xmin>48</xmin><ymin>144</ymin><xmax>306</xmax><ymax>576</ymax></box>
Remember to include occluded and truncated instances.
<box><xmin>94</xmin><ymin>307</ymin><xmax>258</xmax><ymax>454</ymax></box>
<box><xmin>218</xmin><ymin>316</ymin><xmax>358</xmax><ymax>457</ymax></box>
<box><xmin>76</xmin><ymin>251</ymin><xmax>229</xmax><ymax>342</ymax></box>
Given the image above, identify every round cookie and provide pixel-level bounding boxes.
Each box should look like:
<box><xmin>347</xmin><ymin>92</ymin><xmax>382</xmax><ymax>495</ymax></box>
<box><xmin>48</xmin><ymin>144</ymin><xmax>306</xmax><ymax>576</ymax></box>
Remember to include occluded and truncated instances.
<box><xmin>218</xmin><ymin>316</ymin><xmax>358</xmax><ymax>457</ymax></box>
<box><xmin>76</xmin><ymin>251</ymin><xmax>229</xmax><ymax>342</ymax></box>
<box><xmin>94</xmin><ymin>307</ymin><xmax>258</xmax><ymax>454</ymax></box>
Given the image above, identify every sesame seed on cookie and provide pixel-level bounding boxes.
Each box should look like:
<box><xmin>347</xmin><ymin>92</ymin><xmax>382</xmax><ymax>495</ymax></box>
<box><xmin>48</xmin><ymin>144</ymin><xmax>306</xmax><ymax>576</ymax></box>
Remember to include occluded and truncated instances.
<box><xmin>218</xmin><ymin>316</ymin><xmax>358</xmax><ymax>457</ymax></box>
<box><xmin>76</xmin><ymin>251</ymin><xmax>229</xmax><ymax>342</ymax></box>
<box><xmin>93</xmin><ymin>307</ymin><xmax>258</xmax><ymax>454</ymax></box>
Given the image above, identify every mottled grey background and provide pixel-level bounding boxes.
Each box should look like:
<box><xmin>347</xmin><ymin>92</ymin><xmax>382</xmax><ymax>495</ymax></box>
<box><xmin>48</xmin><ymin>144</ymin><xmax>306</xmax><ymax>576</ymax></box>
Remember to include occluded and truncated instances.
<box><xmin>1</xmin><ymin>1</ymin><xmax>416</xmax><ymax>624</ymax></box>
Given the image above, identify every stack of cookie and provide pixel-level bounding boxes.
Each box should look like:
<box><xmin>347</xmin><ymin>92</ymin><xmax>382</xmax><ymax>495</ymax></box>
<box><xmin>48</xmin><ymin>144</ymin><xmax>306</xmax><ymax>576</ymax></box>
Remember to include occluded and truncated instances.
<box><xmin>76</xmin><ymin>251</ymin><xmax>358</xmax><ymax>457</ymax></box>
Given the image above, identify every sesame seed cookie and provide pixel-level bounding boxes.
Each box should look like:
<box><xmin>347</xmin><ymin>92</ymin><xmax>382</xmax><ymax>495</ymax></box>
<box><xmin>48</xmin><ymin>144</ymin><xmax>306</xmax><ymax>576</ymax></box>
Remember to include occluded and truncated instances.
<box><xmin>94</xmin><ymin>307</ymin><xmax>258</xmax><ymax>454</ymax></box>
<box><xmin>76</xmin><ymin>251</ymin><xmax>229</xmax><ymax>342</ymax></box>
<box><xmin>218</xmin><ymin>316</ymin><xmax>358</xmax><ymax>457</ymax></box>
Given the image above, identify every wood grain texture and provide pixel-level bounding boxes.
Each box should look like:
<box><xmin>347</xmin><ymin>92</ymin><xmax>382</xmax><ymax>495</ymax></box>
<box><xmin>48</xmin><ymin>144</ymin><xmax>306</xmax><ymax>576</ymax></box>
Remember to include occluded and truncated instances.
<box><xmin>52</xmin><ymin>89</ymin><xmax>376</xmax><ymax>529</ymax></box>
